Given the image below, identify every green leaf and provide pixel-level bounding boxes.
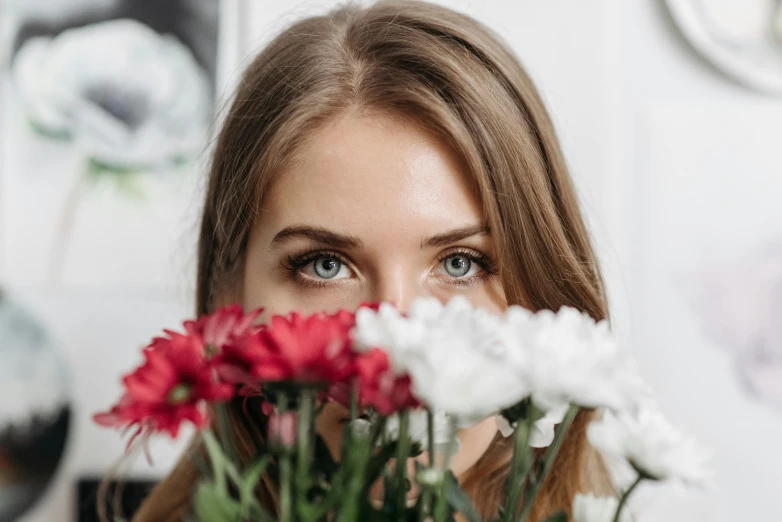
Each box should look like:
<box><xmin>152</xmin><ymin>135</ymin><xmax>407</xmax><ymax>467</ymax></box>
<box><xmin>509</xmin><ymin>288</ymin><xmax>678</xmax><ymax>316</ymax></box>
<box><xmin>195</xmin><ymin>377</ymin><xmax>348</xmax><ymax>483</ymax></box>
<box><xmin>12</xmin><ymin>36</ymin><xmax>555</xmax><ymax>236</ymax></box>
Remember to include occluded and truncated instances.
<box><xmin>445</xmin><ymin>472</ymin><xmax>481</xmax><ymax>522</ymax></box>
<box><xmin>542</xmin><ymin>512</ymin><xmax>568</xmax><ymax>522</ymax></box>
<box><xmin>201</xmin><ymin>430</ymin><xmax>241</xmax><ymax>486</ymax></box>
<box><xmin>193</xmin><ymin>481</ymin><xmax>243</xmax><ymax>522</ymax></box>
<box><xmin>248</xmin><ymin>502</ymin><xmax>276</xmax><ymax>522</ymax></box>
<box><xmin>202</xmin><ymin>431</ymin><xmax>229</xmax><ymax>494</ymax></box>
<box><xmin>243</xmin><ymin>456</ymin><xmax>271</xmax><ymax>495</ymax></box>
<box><xmin>240</xmin><ymin>456</ymin><xmax>271</xmax><ymax>514</ymax></box>
<box><xmin>365</xmin><ymin>440</ymin><xmax>399</xmax><ymax>484</ymax></box>
<box><xmin>27</xmin><ymin>118</ymin><xmax>72</xmax><ymax>140</ymax></box>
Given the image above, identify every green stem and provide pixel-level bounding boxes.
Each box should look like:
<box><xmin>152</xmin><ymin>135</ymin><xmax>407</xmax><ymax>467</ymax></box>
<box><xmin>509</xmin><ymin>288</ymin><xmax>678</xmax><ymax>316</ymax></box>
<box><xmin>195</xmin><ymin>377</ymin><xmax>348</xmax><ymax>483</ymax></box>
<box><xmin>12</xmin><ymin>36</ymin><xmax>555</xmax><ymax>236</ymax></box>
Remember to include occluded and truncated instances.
<box><xmin>516</xmin><ymin>406</ymin><xmax>580</xmax><ymax>522</ymax></box>
<box><xmin>339</xmin><ymin>386</ymin><xmax>360</xmax><ymax>464</ymax></box>
<box><xmin>433</xmin><ymin>418</ymin><xmax>458</xmax><ymax>522</ymax></box>
<box><xmin>280</xmin><ymin>454</ymin><xmax>293</xmax><ymax>522</ymax></box>
<box><xmin>418</xmin><ymin>489</ymin><xmax>433</xmax><ymax>522</ymax></box>
<box><xmin>201</xmin><ymin>430</ymin><xmax>227</xmax><ymax>494</ymax></box>
<box><xmin>296</xmin><ymin>389</ymin><xmax>316</xmax><ymax>520</ymax></box>
<box><xmin>427</xmin><ymin>409</ymin><xmax>435</xmax><ymax>467</ymax></box>
<box><xmin>502</xmin><ymin>417</ymin><xmax>532</xmax><ymax>522</ymax></box>
<box><xmin>333</xmin><ymin>415</ymin><xmax>386</xmax><ymax>522</ymax></box>
<box><xmin>278</xmin><ymin>395</ymin><xmax>293</xmax><ymax>522</ymax></box>
<box><xmin>394</xmin><ymin>412</ymin><xmax>411</xmax><ymax>517</ymax></box>
<box><xmin>612</xmin><ymin>474</ymin><xmax>643</xmax><ymax>522</ymax></box>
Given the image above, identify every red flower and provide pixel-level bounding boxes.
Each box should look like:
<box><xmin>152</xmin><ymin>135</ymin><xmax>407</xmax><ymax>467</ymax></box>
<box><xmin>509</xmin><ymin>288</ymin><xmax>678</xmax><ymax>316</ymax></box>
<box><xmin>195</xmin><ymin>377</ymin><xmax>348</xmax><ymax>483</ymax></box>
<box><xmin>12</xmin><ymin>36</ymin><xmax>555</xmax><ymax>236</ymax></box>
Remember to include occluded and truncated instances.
<box><xmin>247</xmin><ymin>310</ymin><xmax>357</xmax><ymax>384</ymax></box>
<box><xmin>184</xmin><ymin>305</ymin><xmax>265</xmax><ymax>385</ymax></box>
<box><xmin>358</xmin><ymin>301</ymin><xmax>382</xmax><ymax>312</ymax></box>
<box><xmin>93</xmin><ymin>330</ymin><xmax>234</xmax><ymax>440</ymax></box>
<box><xmin>183</xmin><ymin>304</ymin><xmax>264</xmax><ymax>349</ymax></box>
<box><xmin>354</xmin><ymin>348</ymin><xmax>419</xmax><ymax>416</ymax></box>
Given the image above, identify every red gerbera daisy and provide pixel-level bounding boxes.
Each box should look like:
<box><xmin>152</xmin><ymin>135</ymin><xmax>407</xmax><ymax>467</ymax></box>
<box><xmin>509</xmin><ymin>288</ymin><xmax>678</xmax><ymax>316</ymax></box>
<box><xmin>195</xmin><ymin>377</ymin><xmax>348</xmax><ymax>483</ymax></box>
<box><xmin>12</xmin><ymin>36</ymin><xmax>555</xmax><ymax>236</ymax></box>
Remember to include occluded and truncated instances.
<box><xmin>183</xmin><ymin>304</ymin><xmax>264</xmax><ymax>350</ymax></box>
<box><xmin>247</xmin><ymin>310</ymin><xmax>357</xmax><ymax>384</ymax></box>
<box><xmin>93</xmin><ymin>330</ymin><xmax>234</xmax><ymax>441</ymax></box>
<box><xmin>182</xmin><ymin>304</ymin><xmax>266</xmax><ymax>385</ymax></box>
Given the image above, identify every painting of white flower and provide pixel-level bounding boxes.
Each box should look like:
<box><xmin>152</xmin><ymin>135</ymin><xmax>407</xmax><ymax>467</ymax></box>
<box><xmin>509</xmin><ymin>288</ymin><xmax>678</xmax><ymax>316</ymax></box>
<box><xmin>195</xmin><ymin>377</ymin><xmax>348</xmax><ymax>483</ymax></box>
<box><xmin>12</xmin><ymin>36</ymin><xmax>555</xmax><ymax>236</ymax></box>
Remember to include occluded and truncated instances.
<box><xmin>0</xmin><ymin>0</ymin><xmax>228</xmax><ymax>290</ymax></box>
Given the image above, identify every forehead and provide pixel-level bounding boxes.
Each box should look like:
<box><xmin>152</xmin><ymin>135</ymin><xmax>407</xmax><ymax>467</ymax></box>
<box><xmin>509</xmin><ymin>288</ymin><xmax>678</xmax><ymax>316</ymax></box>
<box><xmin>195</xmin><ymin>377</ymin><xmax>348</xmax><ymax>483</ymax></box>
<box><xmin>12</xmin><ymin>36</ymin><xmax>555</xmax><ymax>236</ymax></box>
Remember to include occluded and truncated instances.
<box><xmin>262</xmin><ymin>111</ymin><xmax>483</xmax><ymax>239</ymax></box>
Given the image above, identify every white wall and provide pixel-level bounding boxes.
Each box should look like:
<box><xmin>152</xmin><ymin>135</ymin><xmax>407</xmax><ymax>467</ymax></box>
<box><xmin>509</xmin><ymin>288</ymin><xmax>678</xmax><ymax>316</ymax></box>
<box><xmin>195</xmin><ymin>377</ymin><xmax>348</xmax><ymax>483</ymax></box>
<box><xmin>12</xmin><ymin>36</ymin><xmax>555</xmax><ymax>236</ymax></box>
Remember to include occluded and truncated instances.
<box><xmin>3</xmin><ymin>1</ymin><xmax>781</xmax><ymax>520</ymax></box>
<box><xmin>618</xmin><ymin>1</ymin><xmax>782</xmax><ymax>520</ymax></box>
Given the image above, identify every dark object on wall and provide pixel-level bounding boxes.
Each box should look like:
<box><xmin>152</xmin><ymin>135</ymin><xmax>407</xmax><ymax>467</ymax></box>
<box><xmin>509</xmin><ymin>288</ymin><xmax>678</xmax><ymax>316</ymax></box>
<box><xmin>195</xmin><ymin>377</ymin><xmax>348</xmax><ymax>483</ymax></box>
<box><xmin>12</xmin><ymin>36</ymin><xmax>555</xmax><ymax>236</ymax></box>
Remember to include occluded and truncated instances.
<box><xmin>76</xmin><ymin>476</ymin><xmax>158</xmax><ymax>522</ymax></box>
<box><xmin>0</xmin><ymin>294</ymin><xmax>72</xmax><ymax>522</ymax></box>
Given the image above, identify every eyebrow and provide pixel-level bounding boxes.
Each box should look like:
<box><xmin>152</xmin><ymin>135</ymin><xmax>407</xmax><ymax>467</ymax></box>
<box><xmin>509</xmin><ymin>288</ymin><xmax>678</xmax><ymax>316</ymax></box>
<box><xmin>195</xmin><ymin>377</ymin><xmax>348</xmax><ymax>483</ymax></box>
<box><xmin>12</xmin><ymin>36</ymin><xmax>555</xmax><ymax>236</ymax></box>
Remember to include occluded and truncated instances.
<box><xmin>268</xmin><ymin>223</ymin><xmax>490</xmax><ymax>251</ymax></box>
<box><xmin>421</xmin><ymin>224</ymin><xmax>490</xmax><ymax>248</ymax></box>
<box><xmin>270</xmin><ymin>225</ymin><xmax>364</xmax><ymax>251</ymax></box>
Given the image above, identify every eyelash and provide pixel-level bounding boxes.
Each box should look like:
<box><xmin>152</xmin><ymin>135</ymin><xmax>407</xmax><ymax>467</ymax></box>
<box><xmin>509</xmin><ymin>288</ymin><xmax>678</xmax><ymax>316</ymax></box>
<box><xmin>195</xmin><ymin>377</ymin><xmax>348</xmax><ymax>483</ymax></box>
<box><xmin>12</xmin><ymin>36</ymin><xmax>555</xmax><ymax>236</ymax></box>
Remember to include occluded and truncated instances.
<box><xmin>281</xmin><ymin>248</ymin><xmax>499</xmax><ymax>289</ymax></box>
<box><xmin>281</xmin><ymin>251</ymin><xmax>351</xmax><ymax>289</ymax></box>
<box><xmin>435</xmin><ymin>248</ymin><xmax>499</xmax><ymax>287</ymax></box>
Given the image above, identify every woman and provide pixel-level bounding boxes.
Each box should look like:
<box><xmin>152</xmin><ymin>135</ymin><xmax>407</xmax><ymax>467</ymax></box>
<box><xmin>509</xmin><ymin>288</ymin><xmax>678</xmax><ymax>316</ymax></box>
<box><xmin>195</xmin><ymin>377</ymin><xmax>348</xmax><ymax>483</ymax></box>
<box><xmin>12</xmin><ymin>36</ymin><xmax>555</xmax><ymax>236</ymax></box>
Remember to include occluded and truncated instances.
<box><xmin>134</xmin><ymin>0</ymin><xmax>613</xmax><ymax>519</ymax></box>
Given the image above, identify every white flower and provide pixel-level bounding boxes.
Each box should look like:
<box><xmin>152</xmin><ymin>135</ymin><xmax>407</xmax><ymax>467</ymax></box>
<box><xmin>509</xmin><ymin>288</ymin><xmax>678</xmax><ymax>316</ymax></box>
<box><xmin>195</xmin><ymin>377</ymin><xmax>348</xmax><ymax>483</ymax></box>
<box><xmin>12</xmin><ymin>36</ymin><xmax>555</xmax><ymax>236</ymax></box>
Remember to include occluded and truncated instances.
<box><xmin>11</xmin><ymin>19</ymin><xmax>211</xmax><ymax>169</ymax></box>
<box><xmin>572</xmin><ymin>493</ymin><xmax>629</xmax><ymax>522</ymax></box>
<box><xmin>354</xmin><ymin>303</ymin><xmax>426</xmax><ymax>373</ymax></box>
<box><xmin>505</xmin><ymin>306</ymin><xmax>651</xmax><ymax>413</ymax></box>
<box><xmin>355</xmin><ymin>298</ymin><xmax>653</xmax><ymax>432</ymax></box>
<box><xmin>350</xmin><ymin>409</ymin><xmax>460</xmax><ymax>453</ymax></box>
<box><xmin>354</xmin><ymin>297</ymin><xmax>531</xmax><ymax>424</ymax></box>
<box><xmin>587</xmin><ymin>408</ymin><xmax>712</xmax><ymax>487</ymax></box>
<box><xmin>348</xmin><ymin>417</ymin><xmax>372</xmax><ymax>439</ymax></box>
<box><xmin>384</xmin><ymin>408</ymin><xmax>456</xmax><ymax>452</ymax></box>
<box><xmin>496</xmin><ymin>403</ymin><xmax>568</xmax><ymax>448</ymax></box>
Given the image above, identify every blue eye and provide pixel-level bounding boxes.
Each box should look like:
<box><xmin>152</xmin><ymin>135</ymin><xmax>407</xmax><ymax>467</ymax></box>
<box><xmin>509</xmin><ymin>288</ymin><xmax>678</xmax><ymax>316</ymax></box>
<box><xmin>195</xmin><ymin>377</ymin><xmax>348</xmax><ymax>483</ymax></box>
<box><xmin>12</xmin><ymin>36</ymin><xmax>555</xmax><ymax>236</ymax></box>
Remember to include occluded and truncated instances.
<box><xmin>313</xmin><ymin>257</ymin><xmax>341</xmax><ymax>279</ymax></box>
<box><xmin>443</xmin><ymin>254</ymin><xmax>473</xmax><ymax>277</ymax></box>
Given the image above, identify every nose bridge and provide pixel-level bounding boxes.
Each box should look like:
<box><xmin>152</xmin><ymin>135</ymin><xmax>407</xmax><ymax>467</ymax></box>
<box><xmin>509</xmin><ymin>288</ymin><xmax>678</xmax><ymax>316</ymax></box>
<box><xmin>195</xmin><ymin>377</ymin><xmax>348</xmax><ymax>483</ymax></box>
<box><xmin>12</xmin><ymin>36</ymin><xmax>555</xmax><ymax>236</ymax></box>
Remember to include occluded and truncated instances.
<box><xmin>371</xmin><ymin>259</ymin><xmax>428</xmax><ymax>312</ymax></box>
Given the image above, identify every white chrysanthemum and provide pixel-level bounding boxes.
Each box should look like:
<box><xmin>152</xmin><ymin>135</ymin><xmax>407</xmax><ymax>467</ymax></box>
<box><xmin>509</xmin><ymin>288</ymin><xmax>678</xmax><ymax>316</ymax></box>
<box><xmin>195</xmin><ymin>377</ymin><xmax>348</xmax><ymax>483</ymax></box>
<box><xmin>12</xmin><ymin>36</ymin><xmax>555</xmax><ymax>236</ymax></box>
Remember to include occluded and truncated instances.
<box><xmin>572</xmin><ymin>493</ymin><xmax>629</xmax><ymax>522</ymax></box>
<box><xmin>505</xmin><ymin>306</ymin><xmax>651</xmax><ymax>413</ymax></box>
<box><xmin>354</xmin><ymin>297</ymin><xmax>531</xmax><ymax>424</ymax></box>
<box><xmin>11</xmin><ymin>19</ymin><xmax>211</xmax><ymax>169</ymax></box>
<box><xmin>354</xmin><ymin>303</ymin><xmax>426</xmax><ymax>373</ymax></box>
<box><xmin>349</xmin><ymin>409</ymin><xmax>459</xmax><ymax>453</ymax></box>
<box><xmin>496</xmin><ymin>403</ymin><xmax>568</xmax><ymax>448</ymax></box>
<box><xmin>384</xmin><ymin>408</ymin><xmax>456</xmax><ymax>451</ymax></box>
<box><xmin>587</xmin><ymin>408</ymin><xmax>712</xmax><ymax>487</ymax></box>
<box><xmin>356</xmin><ymin>298</ymin><xmax>653</xmax><ymax>432</ymax></box>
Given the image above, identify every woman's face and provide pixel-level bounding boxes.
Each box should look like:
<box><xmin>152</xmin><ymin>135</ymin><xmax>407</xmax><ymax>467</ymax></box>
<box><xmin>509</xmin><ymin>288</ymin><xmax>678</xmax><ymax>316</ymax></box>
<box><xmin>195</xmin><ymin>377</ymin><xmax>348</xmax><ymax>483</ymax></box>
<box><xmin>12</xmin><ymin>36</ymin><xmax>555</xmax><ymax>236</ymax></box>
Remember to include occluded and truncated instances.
<box><xmin>243</xmin><ymin>109</ymin><xmax>507</xmax><ymax>480</ymax></box>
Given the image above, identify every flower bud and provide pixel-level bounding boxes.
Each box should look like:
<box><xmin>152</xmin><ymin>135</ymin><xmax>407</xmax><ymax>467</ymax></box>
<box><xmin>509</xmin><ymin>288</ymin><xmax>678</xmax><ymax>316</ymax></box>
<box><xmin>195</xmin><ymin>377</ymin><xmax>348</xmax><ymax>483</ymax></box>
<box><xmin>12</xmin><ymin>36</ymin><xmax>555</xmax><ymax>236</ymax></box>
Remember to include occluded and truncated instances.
<box><xmin>416</xmin><ymin>468</ymin><xmax>444</xmax><ymax>488</ymax></box>
<box><xmin>268</xmin><ymin>411</ymin><xmax>297</xmax><ymax>449</ymax></box>
<box><xmin>349</xmin><ymin>418</ymin><xmax>372</xmax><ymax>439</ymax></box>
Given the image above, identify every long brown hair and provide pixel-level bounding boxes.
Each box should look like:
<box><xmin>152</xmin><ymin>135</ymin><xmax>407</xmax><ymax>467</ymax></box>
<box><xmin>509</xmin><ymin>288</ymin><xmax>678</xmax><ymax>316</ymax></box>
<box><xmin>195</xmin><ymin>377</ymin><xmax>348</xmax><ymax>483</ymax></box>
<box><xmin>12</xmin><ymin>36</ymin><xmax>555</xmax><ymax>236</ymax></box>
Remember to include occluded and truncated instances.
<box><xmin>132</xmin><ymin>1</ymin><xmax>612</xmax><ymax>520</ymax></box>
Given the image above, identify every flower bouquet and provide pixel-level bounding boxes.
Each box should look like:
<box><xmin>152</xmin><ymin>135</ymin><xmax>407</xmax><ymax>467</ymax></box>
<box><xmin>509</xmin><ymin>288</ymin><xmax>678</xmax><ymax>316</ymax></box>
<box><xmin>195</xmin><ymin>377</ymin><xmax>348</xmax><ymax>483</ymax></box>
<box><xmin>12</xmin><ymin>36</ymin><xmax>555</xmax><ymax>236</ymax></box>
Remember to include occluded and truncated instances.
<box><xmin>95</xmin><ymin>297</ymin><xmax>710</xmax><ymax>522</ymax></box>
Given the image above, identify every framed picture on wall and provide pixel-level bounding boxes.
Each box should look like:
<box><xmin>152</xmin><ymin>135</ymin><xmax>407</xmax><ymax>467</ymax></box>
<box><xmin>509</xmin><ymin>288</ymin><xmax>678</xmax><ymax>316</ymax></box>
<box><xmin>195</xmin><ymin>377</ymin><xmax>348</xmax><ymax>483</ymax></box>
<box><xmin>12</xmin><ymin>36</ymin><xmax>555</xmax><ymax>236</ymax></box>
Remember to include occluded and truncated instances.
<box><xmin>0</xmin><ymin>0</ymin><xmax>246</xmax><ymax>294</ymax></box>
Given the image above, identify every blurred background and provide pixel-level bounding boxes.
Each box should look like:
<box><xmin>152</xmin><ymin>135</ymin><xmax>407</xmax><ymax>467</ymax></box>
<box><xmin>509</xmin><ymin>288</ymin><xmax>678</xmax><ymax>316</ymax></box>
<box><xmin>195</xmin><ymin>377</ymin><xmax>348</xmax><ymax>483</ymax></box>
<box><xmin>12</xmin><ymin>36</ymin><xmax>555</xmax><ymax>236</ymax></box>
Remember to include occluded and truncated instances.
<box><xmin>1</xmin><ymin>0</ymin><xmax>780</xmax><ymax>521</ymax></box>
